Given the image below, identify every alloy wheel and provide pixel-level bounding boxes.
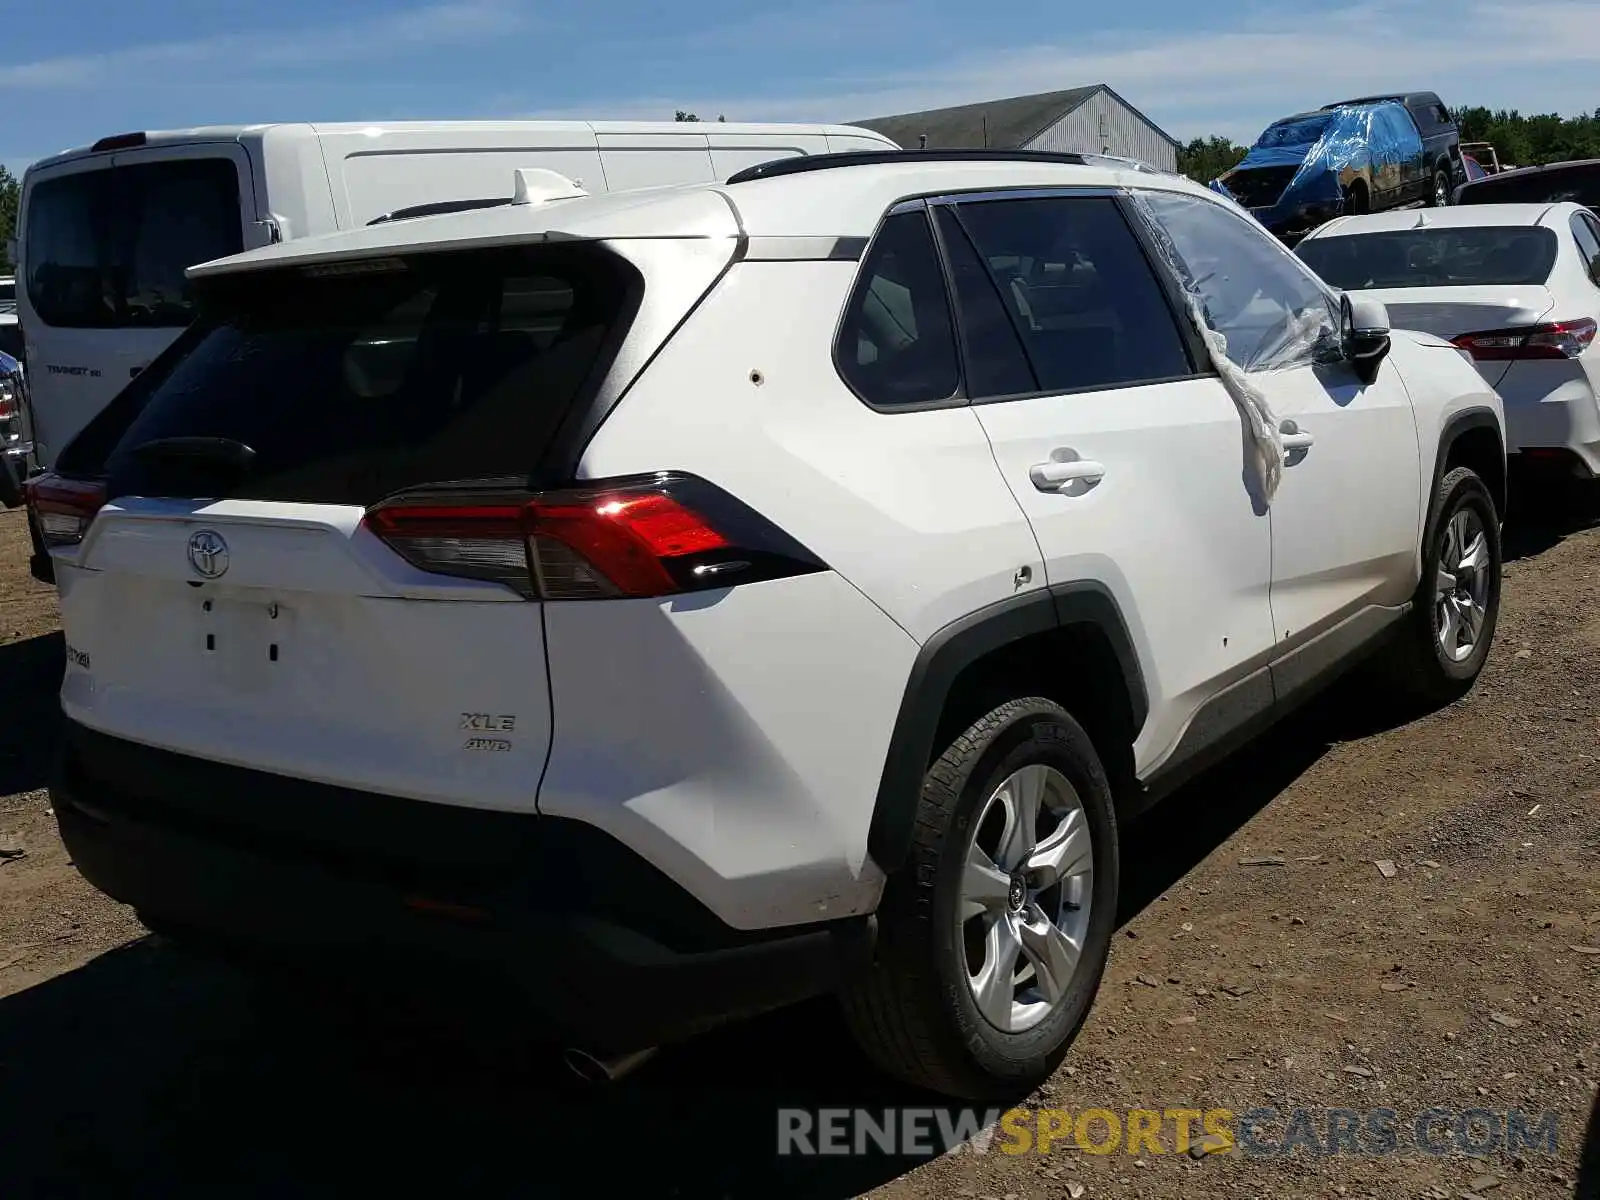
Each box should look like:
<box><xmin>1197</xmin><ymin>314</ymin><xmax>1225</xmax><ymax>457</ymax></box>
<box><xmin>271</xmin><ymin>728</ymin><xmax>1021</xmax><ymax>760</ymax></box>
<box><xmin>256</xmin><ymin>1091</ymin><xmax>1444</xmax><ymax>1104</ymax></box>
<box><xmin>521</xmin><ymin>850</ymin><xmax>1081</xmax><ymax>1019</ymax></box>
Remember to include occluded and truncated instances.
<box><xmin>1434</xmin><ymin>507</ymin><xmax>1491</xmax><ymax>662</ymax></box>
<box><xmin>959</xmin><ymin>764</ymin><xmax>1093</xmax><ymax>1033</ymax></box>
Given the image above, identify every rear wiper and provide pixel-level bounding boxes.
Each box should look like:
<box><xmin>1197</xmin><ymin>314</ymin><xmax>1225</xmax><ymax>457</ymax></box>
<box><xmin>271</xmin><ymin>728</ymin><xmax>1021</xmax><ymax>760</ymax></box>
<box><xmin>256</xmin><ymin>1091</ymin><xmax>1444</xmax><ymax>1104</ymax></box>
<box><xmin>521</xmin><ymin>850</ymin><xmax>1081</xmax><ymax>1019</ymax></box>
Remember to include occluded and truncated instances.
<box><xmin>127</xmin><ymin>437</ymin><xmax>258</xmax><ymax>497</ymax></box>
<box><xmin>131</xmin><ymin>437</ymin><xmax>257</xmax><ymax>472</ymax></box>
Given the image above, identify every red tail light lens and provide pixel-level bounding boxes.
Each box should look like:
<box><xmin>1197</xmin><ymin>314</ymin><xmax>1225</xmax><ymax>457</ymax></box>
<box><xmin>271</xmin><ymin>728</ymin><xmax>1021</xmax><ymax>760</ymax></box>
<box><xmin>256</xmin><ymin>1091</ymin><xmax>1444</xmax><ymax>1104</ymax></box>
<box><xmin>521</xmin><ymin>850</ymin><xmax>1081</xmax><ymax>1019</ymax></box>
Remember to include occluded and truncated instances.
<box><xmin>1451</xmin><ymin>318</ymin><xmax>1598</xmax><ymax>361</ymax></box>
<box><xmin>24</xmin><ymin>474</ymin><xmax>107</xmax><ymax>548</ymax></box>
<box><xmin>363</xmin><ymin>473</ymin><xmax>822</xmax><ymax>600</ymax></box>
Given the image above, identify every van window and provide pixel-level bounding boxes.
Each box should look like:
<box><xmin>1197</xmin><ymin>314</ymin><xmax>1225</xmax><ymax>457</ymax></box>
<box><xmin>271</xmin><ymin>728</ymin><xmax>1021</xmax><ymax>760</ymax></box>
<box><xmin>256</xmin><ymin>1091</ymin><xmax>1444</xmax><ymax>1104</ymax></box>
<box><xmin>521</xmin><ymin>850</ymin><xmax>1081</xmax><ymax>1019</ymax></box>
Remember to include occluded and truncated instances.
<box><xmin>25</xmin><ymin>159</ymin><xmax>242</xmax><ymax>329</ymax></box>
<box><xmin>0</xmin><ymin>279</ymin><xmax>15</xmax><ymax>307</ymax></box>
<box><xmin>83</xmin><ymin>245</ymin><xmax>639</xmax><ymax>507</ymax></box>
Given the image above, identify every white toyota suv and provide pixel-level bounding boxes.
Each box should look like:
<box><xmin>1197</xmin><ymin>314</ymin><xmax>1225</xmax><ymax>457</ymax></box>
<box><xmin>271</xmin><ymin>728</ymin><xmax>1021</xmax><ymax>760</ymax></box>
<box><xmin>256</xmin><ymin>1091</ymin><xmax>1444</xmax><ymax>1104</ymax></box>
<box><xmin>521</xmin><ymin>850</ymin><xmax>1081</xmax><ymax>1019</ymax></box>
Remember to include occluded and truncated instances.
<box><xmin>33</xmin><ymin>151</ymin><xmax>1506</xmax><ymax>1100</ymax></box>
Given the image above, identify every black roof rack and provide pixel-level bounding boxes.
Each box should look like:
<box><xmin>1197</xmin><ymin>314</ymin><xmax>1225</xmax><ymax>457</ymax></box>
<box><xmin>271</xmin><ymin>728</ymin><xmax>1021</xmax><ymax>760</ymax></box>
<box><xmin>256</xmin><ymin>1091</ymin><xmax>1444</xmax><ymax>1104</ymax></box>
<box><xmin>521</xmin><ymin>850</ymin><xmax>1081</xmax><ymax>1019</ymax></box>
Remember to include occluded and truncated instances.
<box><xmin>724</xmin><ymin>148</ymin><xmax>1142</xmax><ymax>186</ymax></box>
<box><xmin>368</xmin><ymin>197</ymin><xmax>511</xmax><ymax>225</ymax></box>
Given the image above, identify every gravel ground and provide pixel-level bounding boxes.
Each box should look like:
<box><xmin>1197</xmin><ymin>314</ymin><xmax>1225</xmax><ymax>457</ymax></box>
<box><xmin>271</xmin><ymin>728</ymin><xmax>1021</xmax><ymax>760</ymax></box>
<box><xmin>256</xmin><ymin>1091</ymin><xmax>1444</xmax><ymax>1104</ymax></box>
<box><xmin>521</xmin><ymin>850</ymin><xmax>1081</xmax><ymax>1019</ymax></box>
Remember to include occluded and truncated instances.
<box><xmin>0</xmin><ymin>500</ymin><xmax>1595</xmax><ymax>1199</ymax></box>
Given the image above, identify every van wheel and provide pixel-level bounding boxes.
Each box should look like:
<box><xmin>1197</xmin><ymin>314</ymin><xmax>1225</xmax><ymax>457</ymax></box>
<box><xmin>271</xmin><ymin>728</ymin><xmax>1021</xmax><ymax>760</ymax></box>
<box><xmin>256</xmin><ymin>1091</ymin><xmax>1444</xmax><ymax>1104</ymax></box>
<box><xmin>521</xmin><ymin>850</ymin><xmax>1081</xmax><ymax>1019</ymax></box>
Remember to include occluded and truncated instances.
<box><xmin>842</xmin><ymin>698</ymin><xmax>1118</xmax><ymax>1101</ymax></box>
<box><xmin>1384</xmin><ymin>466</ymin><xmax>1502</xmax><ymax>704</ymax></box>
<box><xmin>1342</xmin><ymin>182</ymin><xmax>1369</xmax><ymax>215</ymax></box>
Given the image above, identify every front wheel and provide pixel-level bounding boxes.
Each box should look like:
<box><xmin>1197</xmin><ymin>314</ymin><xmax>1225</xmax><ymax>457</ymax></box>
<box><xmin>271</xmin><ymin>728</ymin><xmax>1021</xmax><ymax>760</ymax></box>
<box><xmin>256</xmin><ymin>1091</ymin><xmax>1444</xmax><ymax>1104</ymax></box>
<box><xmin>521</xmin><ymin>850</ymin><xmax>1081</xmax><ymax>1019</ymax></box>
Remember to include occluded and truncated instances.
<box><xmin>1383</xmin><ymin>466</ymin><xmax>1502</xmax><ymax>704</ymax></box>
<box><xmin>842</xmin><ymin>698</ymin><xmax>1119</xmax><ymax>1100</ymax></box>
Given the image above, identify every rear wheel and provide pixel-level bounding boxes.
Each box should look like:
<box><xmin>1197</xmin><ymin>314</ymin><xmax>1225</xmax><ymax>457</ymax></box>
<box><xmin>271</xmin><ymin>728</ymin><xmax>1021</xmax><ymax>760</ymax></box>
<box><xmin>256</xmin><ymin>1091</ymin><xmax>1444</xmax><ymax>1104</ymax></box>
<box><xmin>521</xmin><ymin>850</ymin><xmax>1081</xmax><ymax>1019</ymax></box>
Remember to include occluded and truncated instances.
<box><xmin>1342</xmin><ymin>182</ymin><xmax>1369</xmax><ymax>215</ymax></box>
<box><xmin>1383</xmin><ymin>466</ymin><xmax>1502</xmax><ymax>704</ymax></box>
<box><xmin>842</xmin><ymin>698</ymin><xmax>1118</xmax><ymax>1100</ymax></box>
<box><xmin>1429</xmin><ymin>168</ymin><xmax>1451</xmax><ymax>207</ymax></box>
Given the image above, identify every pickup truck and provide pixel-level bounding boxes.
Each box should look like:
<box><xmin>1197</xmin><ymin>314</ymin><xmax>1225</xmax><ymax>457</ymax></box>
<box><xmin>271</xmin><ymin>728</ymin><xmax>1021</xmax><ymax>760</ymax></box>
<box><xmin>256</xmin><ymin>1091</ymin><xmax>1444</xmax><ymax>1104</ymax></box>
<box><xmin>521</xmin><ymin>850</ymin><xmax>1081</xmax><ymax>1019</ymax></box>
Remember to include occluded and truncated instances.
<box><xmin>1325</xmin><ymin>92</ymin><xmax>1463</xmax><ymax>208</ymax></box>
<box><xmin>1214</xmin><ymin>96</ymin><xmax>1455</xmax><ymax>242</ymax></box>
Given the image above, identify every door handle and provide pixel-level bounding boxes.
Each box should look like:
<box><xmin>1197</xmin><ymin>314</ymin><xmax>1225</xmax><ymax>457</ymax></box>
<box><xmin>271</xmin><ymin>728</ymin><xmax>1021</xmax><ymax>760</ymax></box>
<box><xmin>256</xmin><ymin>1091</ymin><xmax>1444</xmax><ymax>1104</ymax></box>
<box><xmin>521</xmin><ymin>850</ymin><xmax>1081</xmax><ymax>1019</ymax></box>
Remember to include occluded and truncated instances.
<box><xmin>1279</xmin><ymin>420</ymin><xmax>1314</xmax><ymax>461</ymax></box>
<box><xmin>1029</xmin><ymin>459</ymin><xmax>1107</xmax><ymax>492</ymax></box>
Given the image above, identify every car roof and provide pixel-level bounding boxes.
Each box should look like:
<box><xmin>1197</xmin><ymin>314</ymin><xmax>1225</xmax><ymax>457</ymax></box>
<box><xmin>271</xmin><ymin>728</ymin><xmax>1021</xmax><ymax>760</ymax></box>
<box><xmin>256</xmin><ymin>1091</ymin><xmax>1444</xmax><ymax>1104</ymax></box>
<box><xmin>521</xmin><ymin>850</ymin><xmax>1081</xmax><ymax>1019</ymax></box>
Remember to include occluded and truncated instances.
<box><xmin>1323</xmin><ymin>91</ymin><xmax>1440</xmax><ymax>108</ymax></box>
<box><xmin>1299</xmin><ymin>202</ymin><xmax>1578</xmax><ymax>240</ymax></box>
<box><xmin>189</xmin><ymin>158</ymin><xmax>1218</xmax><ymax>279</ymax></box>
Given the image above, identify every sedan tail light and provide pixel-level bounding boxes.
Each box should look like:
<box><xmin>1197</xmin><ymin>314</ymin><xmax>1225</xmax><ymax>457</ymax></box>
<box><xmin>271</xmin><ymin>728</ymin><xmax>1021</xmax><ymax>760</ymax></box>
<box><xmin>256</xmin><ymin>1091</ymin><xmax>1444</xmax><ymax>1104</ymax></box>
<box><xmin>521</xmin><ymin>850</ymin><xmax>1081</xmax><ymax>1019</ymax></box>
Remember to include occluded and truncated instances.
<box><xmin>1450</xmin><ymin>318</ymin><xmax>1598</xmax><ymax>361</ymax></box>
<box><xmin>24</xmin><ymin>474</ymin><xmax>107</xmax><ymax>548</ymax></box>
<box><xmin>363</xmin><ymin>472</ymin><xmax>825</xmax><ymax>600</ymax></box>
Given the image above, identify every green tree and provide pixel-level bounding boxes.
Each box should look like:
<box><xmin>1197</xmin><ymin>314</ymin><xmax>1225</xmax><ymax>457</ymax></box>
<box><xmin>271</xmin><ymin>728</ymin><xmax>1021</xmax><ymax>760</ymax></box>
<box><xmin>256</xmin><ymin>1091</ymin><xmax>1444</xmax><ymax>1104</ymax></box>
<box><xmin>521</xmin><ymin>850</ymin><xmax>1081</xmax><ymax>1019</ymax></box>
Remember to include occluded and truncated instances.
<box><xmin>1177</xmin><ymin>135</ymin><xmax>1247</xmax><ymax>185</ymax></box>
<box><xmin>1452</xmin><ymin>106</ymin><xmax>1600</xmax><ymax>167</ymax></box>
<box><xmin>0</xmin><ymin>165</ymin><xmax>19</xmax><ymax>274</ymax></box>
<box><xmin>674</xmin><ymin>110</ymin><xmax>726</xmax><ymax>123</ymax></box>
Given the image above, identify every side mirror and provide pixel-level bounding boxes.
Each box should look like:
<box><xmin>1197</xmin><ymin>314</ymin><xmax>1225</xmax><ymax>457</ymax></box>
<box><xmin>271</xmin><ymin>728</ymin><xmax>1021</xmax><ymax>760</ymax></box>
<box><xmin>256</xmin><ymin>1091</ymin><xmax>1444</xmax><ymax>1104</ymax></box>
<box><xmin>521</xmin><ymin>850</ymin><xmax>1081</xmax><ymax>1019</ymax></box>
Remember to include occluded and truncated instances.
<box><xmin>1341</xmin><ymin>293</ymin><xmax>1391</xmax><ymax>383</ymax></box>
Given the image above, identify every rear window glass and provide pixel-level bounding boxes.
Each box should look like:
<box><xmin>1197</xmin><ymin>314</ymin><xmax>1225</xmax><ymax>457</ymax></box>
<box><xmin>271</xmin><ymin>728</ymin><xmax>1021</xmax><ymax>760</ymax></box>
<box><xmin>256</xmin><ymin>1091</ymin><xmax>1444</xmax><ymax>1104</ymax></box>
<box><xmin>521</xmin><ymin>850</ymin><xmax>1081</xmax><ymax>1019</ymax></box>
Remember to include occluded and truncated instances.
<box><xmin>25</xmin><ymin>158</ymin><xmax>242</xmax><ymax>329</ymax></box>
<box><xmin>1255</xmin><ymin>116</ymin><xmax>1332</xmax><ymax>149</ymax></box>
<box><xmin>1457</xmin><ymin>165</ymin><xmax>1600</xmax><ymax>212</ymax></box>
<box><xmin>74</xmin><ymin>246</ymin><xmax>638</xmax><ymax>506</ymax></box>
<box><xmin>1296</xmin><ymin>227</ymin><xmax>1559</xmax><ymax>289</ymax></box>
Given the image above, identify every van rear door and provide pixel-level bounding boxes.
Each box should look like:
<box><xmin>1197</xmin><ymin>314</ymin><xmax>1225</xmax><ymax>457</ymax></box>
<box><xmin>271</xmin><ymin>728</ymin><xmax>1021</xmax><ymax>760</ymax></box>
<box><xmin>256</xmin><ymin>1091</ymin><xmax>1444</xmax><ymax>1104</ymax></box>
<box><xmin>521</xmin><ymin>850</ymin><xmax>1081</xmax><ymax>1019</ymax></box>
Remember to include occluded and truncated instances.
<box><xmin>19</xmin><ymin>141</ymin><xmax>259</xmax><ymax>466</ymax></box>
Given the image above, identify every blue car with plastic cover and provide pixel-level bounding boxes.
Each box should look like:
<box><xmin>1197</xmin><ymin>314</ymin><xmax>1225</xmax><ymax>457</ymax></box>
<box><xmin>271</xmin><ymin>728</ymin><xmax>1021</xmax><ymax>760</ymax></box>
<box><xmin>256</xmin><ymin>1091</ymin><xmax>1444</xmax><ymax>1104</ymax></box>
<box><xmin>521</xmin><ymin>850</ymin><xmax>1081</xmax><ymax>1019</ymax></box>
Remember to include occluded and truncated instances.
<box><xmin>1213</xmin><ymin>101</ymin><xmax>1431</xmax><ymax>242</ymax></box>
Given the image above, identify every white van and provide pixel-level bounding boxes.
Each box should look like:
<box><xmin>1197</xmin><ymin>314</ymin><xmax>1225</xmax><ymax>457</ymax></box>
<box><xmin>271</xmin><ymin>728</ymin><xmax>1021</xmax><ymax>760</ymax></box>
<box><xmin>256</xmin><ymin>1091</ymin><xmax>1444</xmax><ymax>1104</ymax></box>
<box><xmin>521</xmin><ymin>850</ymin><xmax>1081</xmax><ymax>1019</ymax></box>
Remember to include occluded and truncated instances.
<box><xmin>14</xmin><ymin>120</ymin><xmax>897</xmax><ymax>471</ymax></box>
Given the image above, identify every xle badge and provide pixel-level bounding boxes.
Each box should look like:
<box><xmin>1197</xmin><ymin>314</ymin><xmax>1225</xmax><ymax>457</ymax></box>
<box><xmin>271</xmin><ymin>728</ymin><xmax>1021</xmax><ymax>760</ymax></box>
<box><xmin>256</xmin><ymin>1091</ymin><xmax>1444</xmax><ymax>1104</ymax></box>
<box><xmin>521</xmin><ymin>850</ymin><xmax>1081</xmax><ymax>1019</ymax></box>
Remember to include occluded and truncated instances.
<box><xmin>460</xmin><ymin>713</ymin><xmax>516</xmax><ymax>732</ymax></box>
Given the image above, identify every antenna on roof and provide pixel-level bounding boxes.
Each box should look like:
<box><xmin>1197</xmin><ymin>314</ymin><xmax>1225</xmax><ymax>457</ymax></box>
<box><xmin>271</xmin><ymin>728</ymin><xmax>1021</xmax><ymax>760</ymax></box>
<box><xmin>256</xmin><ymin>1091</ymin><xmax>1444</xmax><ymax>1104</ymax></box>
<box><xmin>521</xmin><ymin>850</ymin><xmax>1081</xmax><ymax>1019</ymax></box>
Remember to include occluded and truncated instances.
<box><xmin>511</xmin><ymin>168</ymin><xmax>588</xmax><ymax>206</ymax></box>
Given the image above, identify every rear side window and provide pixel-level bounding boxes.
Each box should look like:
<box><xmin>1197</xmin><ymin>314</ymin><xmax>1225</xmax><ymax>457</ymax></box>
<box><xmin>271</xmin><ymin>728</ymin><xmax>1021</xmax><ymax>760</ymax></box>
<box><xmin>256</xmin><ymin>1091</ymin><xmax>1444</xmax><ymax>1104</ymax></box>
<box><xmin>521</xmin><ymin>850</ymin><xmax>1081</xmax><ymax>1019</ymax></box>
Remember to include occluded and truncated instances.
<box><xmin>1297</xmin><ymin>227</ymin><xmax>1560</xmax><ymax>289</ymax></box>
<box><xmin>952</xmin><ymin>195</ymin><xmax>1194</xmax><ymax>393</ymax></box>
<box><xmin>836</xmin><ymin>209</ymin><xmax>961</xmax><ymax>408</ymax></box>
<box><xmin>25</xmin><ymin>159</ymin><xmax>242</xmax><ymax>329</ymax></box>
<box><xmin>83</xmin><ymin>245</ymin><xmax>639</xmax><ymax>506</ymax></box>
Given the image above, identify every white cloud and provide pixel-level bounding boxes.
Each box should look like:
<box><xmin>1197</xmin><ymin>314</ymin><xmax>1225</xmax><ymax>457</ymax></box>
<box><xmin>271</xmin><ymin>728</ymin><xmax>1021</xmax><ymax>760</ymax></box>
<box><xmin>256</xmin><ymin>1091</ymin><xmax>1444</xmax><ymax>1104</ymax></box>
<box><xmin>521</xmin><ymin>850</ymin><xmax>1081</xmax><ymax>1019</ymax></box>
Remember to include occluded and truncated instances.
<box><xmin>539</xmin><ymin>1</ymin><xmax>1600</xmax><ymax>144</ymax></box>
<box><xmin>0</xmin><ymin>0</ymin><xmax>529</xmax><ymax>89</ymax></box>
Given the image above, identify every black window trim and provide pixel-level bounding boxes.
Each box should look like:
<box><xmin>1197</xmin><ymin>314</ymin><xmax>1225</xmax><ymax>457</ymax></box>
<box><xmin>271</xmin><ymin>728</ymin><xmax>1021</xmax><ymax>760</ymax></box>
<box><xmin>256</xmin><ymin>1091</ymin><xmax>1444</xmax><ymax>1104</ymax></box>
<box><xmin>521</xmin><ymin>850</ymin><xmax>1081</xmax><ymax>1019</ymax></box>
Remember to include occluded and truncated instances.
<box><xmin>832</xmin><ymin>185</ymin><xmax>1216</xmax><ymax>416</ymax></box>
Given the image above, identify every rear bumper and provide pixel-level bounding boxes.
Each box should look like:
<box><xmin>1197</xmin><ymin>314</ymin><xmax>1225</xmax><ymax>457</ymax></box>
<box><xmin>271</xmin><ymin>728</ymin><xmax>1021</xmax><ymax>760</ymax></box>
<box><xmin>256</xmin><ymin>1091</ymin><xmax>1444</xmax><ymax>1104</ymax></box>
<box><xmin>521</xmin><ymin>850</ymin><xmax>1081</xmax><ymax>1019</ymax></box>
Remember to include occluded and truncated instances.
<box><xmin>1500</xmin><ymin>373</ymin><xmax>1600</xmax><ymax>477</ymax></box>
<box><xmin>52</xmin><ymin>721</ymin><xmax>872</xmax><ymax>1051</ymax></box>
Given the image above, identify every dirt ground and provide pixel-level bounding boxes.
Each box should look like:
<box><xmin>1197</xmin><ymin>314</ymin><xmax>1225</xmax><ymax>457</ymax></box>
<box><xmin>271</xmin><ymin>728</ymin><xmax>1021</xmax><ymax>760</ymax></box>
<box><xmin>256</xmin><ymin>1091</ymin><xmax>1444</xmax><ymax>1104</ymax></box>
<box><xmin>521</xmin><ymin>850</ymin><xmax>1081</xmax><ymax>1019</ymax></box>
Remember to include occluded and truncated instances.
<box><xmin>0</xmin><ymin>501</ymin><xmax>1595</xmax><ymax>1199</ymax></box>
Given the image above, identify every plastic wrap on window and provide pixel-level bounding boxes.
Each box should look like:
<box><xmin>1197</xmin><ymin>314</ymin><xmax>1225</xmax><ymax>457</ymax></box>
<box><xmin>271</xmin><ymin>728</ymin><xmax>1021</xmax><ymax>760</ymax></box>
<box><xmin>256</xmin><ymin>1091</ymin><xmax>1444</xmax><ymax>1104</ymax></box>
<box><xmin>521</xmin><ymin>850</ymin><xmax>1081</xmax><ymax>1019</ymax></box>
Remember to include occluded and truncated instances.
<box><xmin>1125</xmin><ymin>190</ymin><xmax>1285</xmax><ymax>506</ymax></box>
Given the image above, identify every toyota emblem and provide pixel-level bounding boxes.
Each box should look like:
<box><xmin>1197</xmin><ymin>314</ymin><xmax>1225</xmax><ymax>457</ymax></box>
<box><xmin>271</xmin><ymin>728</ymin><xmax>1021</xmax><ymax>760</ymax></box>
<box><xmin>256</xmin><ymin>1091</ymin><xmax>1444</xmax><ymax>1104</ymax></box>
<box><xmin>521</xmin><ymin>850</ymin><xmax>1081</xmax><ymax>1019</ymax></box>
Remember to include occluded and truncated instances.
<box><xmin>187</xmin><ymin>529</ymin><xmax>230</xmax><ymax>579</ymax></box>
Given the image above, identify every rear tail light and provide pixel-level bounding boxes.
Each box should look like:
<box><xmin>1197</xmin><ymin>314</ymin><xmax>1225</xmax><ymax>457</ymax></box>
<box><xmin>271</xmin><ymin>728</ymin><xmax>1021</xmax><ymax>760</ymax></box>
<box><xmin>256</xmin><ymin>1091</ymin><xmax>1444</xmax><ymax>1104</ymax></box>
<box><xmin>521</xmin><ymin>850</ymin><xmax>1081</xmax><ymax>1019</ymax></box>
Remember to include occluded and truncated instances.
<box><xmin>24</xmin><ymin>474</ymin><xmax>107</xmax><ymax>548</ymax></box>
<box><xmin>1451</xmin><ymin>318</ymin><xmax>1598</xmax><ymax>361</ymax></box>
<box><xmin>362</xmin><ymin>472</ymin><xmax>825</xmax><ymax>600</ymax></box>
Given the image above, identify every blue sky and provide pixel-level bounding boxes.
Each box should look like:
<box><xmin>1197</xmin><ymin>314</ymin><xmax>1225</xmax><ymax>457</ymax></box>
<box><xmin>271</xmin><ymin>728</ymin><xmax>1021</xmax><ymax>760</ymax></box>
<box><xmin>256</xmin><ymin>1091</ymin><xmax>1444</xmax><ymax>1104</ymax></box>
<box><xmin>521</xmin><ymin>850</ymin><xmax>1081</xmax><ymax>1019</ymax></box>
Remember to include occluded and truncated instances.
<box><xmin>3</xmin><ymin>0</ymin><xmax>1598</xmax><ymax>174</ymax></box>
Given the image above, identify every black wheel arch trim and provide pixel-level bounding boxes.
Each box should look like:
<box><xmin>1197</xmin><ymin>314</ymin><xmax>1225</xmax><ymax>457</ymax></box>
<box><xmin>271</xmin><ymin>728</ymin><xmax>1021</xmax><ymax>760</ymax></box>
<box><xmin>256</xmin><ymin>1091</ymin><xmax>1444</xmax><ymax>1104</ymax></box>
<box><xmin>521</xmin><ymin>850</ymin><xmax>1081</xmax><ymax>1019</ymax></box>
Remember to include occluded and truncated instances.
<box><xmin>866</xmin><ymin>582</ymin><xmax>1147</xmax><ymax>874</ymax></box>
<box><xmin>1433</xmin><ymin>407</ymin><xmax>1505</xmax><ymax>520</ymax></box>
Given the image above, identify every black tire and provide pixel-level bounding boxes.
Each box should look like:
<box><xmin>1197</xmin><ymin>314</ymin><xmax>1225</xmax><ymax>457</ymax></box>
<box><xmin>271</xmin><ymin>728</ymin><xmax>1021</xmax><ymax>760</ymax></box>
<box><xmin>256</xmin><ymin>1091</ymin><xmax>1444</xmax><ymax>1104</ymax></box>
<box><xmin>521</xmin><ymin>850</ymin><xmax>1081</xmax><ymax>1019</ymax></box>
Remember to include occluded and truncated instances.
<box><xmin>1342</xmin><ymin>182</ymin><xmax>1369</xmax><ymax>215</ymax></box>
<box><xmin>1384</xmin><ymin>466</ymin><xmax>1502</xmax><ymax>704</ymax></box>
<box><xmin>1429</xmin><ymin>167</ymin><xmax>1450</xmax><ymax>207</ymax></box>
<box><xmin>842</xmin><ymin>698</ymin><xmax>1119</xmax><ymax>1100</ymax></box>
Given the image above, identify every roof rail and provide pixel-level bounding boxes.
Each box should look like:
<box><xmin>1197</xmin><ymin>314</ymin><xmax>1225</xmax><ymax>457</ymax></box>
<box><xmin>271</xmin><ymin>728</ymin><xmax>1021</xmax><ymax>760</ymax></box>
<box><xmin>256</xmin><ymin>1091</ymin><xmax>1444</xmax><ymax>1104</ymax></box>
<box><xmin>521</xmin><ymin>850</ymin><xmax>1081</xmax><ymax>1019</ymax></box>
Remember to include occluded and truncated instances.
<box><xmin>723</xmin><ymin>148</ymin><xmax>1157</xmax><ymax>186</ymax></box>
